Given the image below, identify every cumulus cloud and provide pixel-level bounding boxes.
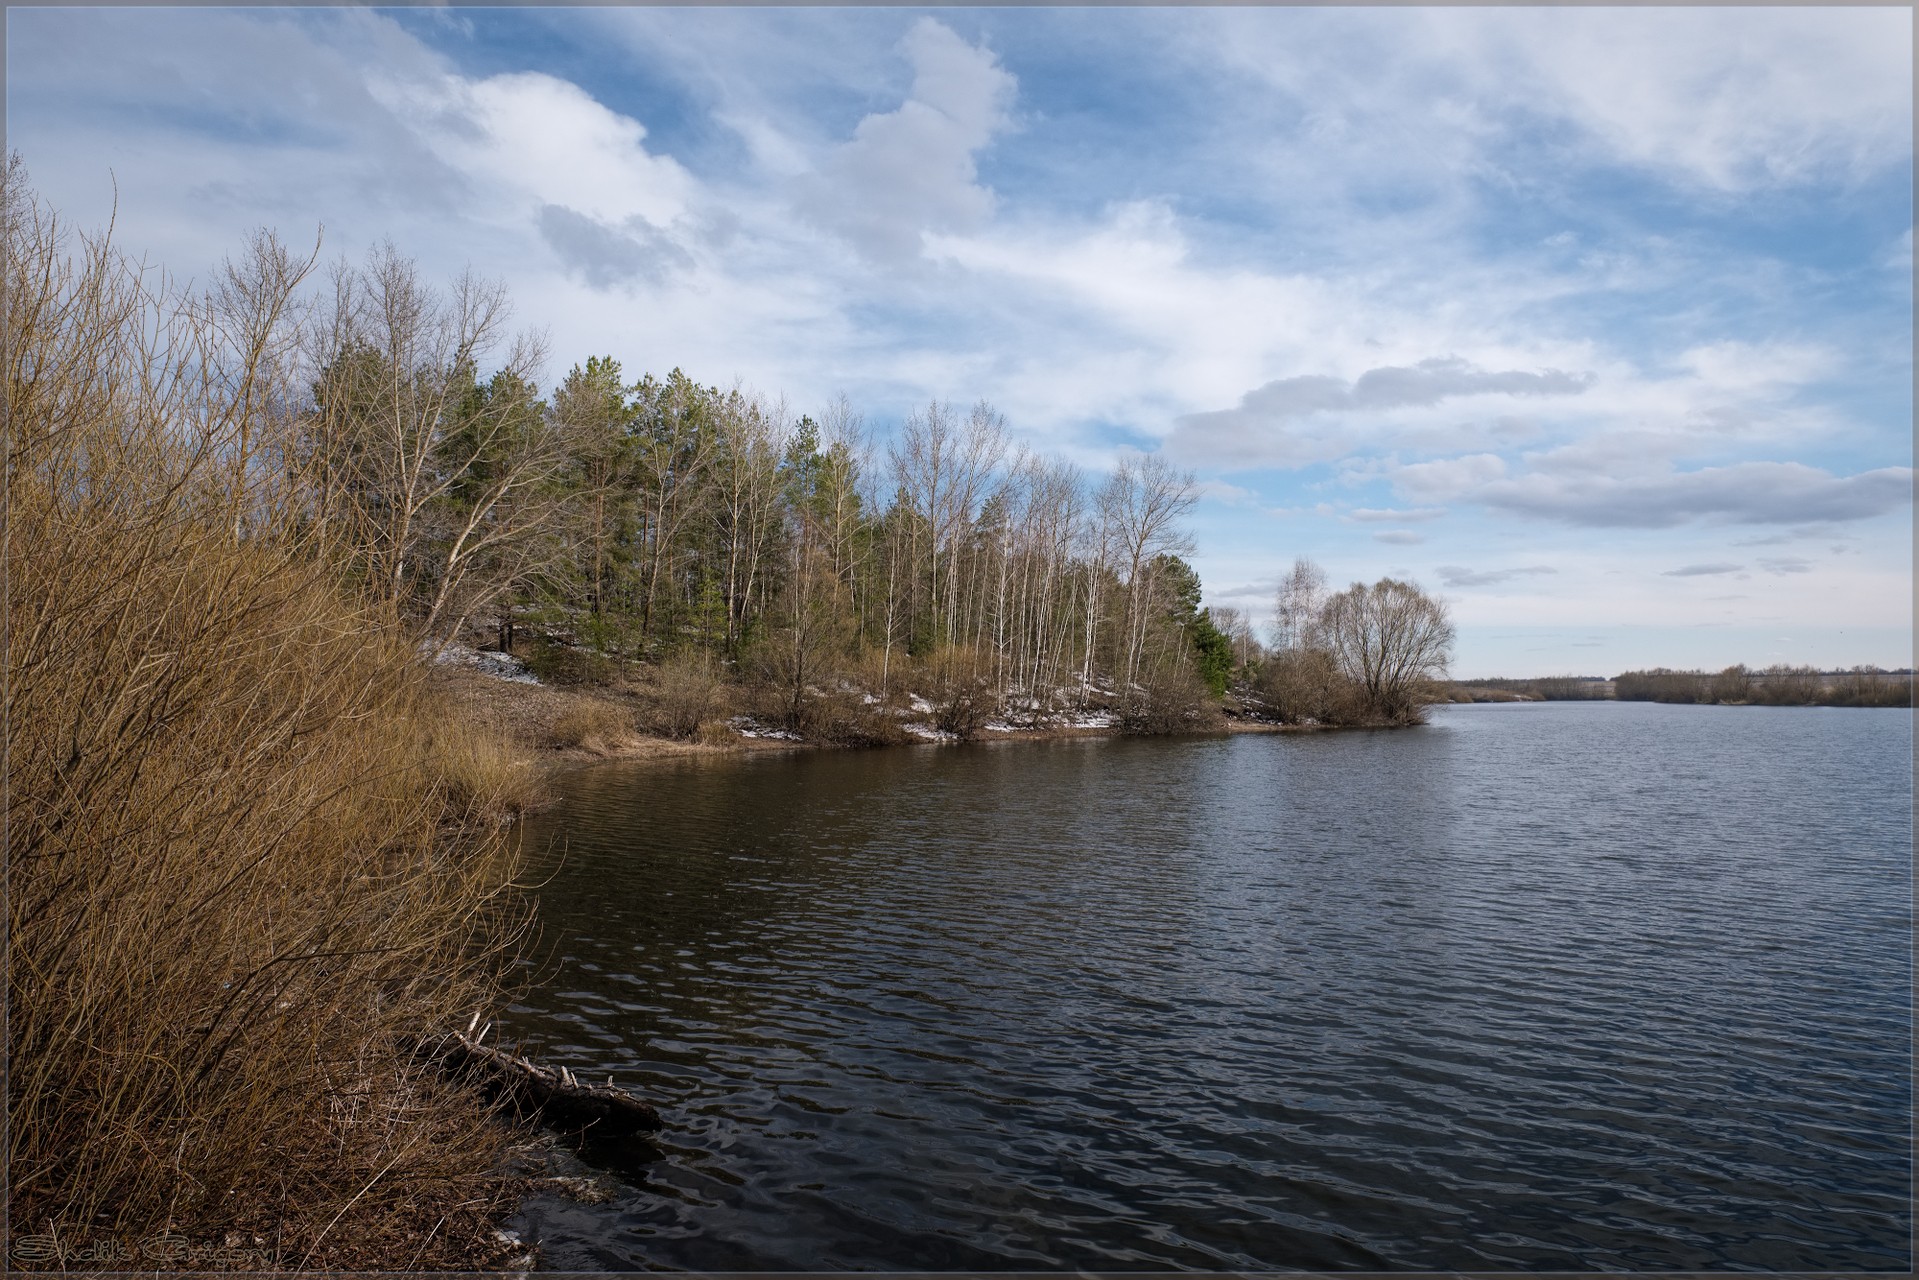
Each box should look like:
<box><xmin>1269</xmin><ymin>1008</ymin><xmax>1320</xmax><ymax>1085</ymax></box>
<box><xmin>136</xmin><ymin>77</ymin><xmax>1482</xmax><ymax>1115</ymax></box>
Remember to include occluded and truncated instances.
<box><xmin>373</xmin><ymin>69</ymin><xmax>695</xmax><ymax>230</ymax></box>
<box><xmin>1374</xmin><ymin>530</ymin><xmax>1426</xmax><ymax>545</ymax></box>
<box><xmin>797</xmin><ymin>18</ymin><xmax>1015</xmax><ymax>260</ymax></box>
<box><xmin>1758</xmin><ymin>555</ymin><xmax>1815</xmax><ymax>575</ymax></box>
<box><xmin>1661</xmin><ymin>563</ymin><xmax>1743</xmax><ymax>577</ymax></box>
<box><xmin>1436</xmin><ymin>564</ymin><xmax>1557</xmax><ymax>588</ymax></box>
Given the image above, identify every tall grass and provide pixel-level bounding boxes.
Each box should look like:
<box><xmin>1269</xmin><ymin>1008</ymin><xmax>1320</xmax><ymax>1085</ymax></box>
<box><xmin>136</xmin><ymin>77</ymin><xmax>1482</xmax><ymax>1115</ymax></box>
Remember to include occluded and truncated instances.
<box><xmin>6</xmin><ymin>162</ymin><xmax>530</xmax><ymax>1266</ymax></box>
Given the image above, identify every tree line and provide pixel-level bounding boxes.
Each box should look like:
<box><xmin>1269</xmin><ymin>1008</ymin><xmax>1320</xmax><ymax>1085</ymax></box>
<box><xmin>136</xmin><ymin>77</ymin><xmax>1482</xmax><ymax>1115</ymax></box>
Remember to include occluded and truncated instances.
<box><xmin>1614</xmin><ymin>666</ymin><xmax>1912</xmax><ymax>708</ymax></box>
<box><xmin>291</xmin><ymin>244</ymin><xmax>1455</xmax><ymax>735</ymax></box>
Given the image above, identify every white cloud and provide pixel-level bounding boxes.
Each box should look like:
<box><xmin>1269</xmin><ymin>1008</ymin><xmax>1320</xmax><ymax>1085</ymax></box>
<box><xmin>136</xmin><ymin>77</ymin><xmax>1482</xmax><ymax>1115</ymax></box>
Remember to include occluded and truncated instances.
<box><xmin>1394</xmin><ymin>453</ymin><xmax>1511</xmax><ymax>501</ymax></box>
<box><xmin>1198</xmin><ymin>479</ymin><xmax>1261</xmax><ymax>507</ymax></box>
<box><xmin>1672</xmin><ymin>340</ymin><xmax>1837</xmax><ymax>392</ymax></box>
<box><xmin>371</xmin><ymin>70</ymin><xmax>695</xmax><ymax>230</ymax></box>
<box><xmin>1887</xmin><ymin>227</ymin><xmax>1916</xmax><ymax>272</ymax></box>
<box><xmin>796</xmin><ymin>18</ymin><xmax>1015</xmax><ymax>261</ymax></box>
<box><xmin>1434</xmin><ymin>7</ymin><xmax>1913</xmax><ymax>191</ymax></box>
<box><xmin>1348</xmin><ymin>506</ymin><xmax>1446</xmax><ymax>524</ymax></box>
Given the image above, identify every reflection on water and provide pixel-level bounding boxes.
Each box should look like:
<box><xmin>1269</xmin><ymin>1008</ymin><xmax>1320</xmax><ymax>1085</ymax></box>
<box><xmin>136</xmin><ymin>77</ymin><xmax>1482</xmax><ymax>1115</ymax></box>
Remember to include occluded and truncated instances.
<box><xmin>505</xmin><ymin>703</ymin><xmax>1912</xmax><ymax>1271</ymax></box>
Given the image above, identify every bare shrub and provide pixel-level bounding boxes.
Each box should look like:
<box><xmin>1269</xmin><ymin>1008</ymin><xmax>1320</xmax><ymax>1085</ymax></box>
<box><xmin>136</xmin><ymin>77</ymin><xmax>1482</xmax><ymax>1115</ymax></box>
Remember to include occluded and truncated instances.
<box><xmin>1119</xmin><ymin>666</ymin><xmax>1224</xmax><ymax>735</ymax></box>
<box><xmin>804</xmin><ymin>691</ymin><xmax>915</xmax><ymax>747</ymax></box>
<box><xmin>424</xmin><ymin>702</ymin><xmax>550</xmax><ymax>819</ymax></box>
<box><xmin>6</xmin><ymin>163</ymin><xmax>525</xmax><ymax>1268</ymax></box>
<box><xmin>638</xmin><ymin>652</ymin><xmax>731</xmax><ymax>739</ymax></box>
<box><xmin>1710</xmin><ymin>664</ymin><xmax>1753</xmax><ymax>704</ymax></box>
<box><xmin>929</xmin><ymin>679</ymin><xmax>991</xmax><ymax>738</ymax></box>
<box><xmin>1253</xmin><ymin>647</ymin><xmax>1355</xmax><ymax>725</ymax></box>
<box><xmin>907</xmin><ymin>645</ymin><xmax>995</xmax><ymax>739</ymax></box>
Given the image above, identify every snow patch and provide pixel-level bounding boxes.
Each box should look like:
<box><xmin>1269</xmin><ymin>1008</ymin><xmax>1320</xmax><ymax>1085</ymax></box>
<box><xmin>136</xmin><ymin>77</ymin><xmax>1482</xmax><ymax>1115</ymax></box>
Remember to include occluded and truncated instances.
<box><xmin>727</xmin><ymin>716</ymin><xmax>803</xmax><ymax>741</ymax></box>
<box><xmin>431</xmin><ymin>642</ymin><xmax>541</xmax><ymax>685</ymax></box>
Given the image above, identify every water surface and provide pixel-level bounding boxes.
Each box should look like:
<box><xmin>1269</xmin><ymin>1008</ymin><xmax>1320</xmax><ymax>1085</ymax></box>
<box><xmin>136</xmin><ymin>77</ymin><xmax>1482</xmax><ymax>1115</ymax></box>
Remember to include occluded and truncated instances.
<box><xmin>505</xmin><ymin>702</ymin><xmax>1912</xmax><ymax>1270</ymax></box>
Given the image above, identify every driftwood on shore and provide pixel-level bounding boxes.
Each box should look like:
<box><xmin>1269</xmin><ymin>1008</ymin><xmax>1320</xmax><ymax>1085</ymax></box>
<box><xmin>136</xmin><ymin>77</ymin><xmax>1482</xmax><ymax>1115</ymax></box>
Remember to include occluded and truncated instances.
<box><xmin>411</xmin><ymin>1020</ymin><xmax>662</xmax><ymax>1137</ymax></box>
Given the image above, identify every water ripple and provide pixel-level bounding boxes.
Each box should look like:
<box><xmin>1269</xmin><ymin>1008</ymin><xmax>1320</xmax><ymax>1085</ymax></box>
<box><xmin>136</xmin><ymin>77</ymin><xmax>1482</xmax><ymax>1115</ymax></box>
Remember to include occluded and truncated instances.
<box><xmin>508</xmin><ymin>703</ymin><xmax>1911</xmax><ymax>1271</ymax></box>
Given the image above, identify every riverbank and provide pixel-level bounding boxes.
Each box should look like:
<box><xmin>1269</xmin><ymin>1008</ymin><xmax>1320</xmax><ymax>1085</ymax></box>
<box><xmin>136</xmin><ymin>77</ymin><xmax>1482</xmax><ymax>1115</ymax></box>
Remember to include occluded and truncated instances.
<box><xmin>430</xmin><ymin>656</ymin><xmax>1309</xmax><ymax>780</ymax></box>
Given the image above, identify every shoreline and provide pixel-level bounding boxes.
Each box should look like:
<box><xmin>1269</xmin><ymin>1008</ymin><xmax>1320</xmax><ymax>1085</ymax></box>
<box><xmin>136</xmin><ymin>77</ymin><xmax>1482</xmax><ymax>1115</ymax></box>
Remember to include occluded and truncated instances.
<box><xmin>430</xmin><ymin>662</ymin><xmax>1325</xmax><ymax>784</ymax></box>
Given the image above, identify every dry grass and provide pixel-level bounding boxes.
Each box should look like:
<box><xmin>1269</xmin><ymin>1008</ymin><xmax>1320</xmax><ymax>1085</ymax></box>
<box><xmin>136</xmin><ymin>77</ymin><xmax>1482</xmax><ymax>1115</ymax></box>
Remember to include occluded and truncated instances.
<box><xmin>6</xmin><ymin>161</ymin><xmax>531</xmax><ymax>1268</ymax></box>
<box><xmin>543</xmin><ymin>698</ymin><xmax>634</xmax><ymax>751</ymax></box>
<box><xmin>422</xmin><ymin>701</ymin><xmax>551</xmax><ymax>821</ymax></box>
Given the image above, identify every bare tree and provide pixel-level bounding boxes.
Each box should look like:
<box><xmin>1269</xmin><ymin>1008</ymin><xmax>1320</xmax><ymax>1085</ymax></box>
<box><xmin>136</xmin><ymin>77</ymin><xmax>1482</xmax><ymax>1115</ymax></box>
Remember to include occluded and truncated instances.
<box><xmin>1099</xmin><ymin>454</ymin><xmax>1199</xmax><ymax>689</ymax></box>
<box><xmin>1273</xmin><ymin>557</ymin><xmax>1329</xmax><ymax>652</ymax></box>
<box><xmin>1320</xmin><ymin>576</ymin><xmax>1455</xmax><ymax>723</ymax></box>
<box><xmin>710</xmin><ymin>386</ymin><xmax>789</xmax><ymax>654</ymax></box>
<box><xmin>300</xmin><ymin>244</ymin><xmax>570</xmax><ymax>647</ymax></box>
<box><xmin>817</xmin><ymin>393</ymin><xmax>871</xmax><ymax>621</ymax></box>
<box><xmin>1209</xmin><ymin>604</ymin><xmax>1261</xmax><ymax>669</ymax></box>
<box><xmin>889</xmin><ymin>399</ymin><xmax>952</xmax><ymax>650</ymax></box>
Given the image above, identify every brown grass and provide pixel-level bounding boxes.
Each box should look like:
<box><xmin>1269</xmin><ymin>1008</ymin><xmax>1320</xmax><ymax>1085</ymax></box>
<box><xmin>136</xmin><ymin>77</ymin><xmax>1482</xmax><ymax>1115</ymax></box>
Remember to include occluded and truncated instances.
<box><xmin>543</xmin><ymin>698</ymin><xmax>634</xmax><ymax>751</ymax></box>
<box><xmin>6</xmin><ymin>160</ymin><xmax>531</xmax><ymax>1268</ymax></box>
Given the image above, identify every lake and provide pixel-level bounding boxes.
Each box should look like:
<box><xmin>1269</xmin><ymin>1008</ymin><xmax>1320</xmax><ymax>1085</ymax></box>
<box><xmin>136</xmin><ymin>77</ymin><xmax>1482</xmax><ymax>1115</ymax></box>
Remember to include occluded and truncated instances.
<box><xmin>503</xmin><ymin>702</ymin><xmax>1912</xmax><ymax>1271</ymax></box>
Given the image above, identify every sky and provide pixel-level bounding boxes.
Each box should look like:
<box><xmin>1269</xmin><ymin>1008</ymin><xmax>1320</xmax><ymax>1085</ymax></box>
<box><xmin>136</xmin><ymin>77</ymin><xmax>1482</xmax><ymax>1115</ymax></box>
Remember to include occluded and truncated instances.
<box><xmin>6</xmin><ymin>5</ymin><xmax>1912</xmax><ymax>678</ymax></box>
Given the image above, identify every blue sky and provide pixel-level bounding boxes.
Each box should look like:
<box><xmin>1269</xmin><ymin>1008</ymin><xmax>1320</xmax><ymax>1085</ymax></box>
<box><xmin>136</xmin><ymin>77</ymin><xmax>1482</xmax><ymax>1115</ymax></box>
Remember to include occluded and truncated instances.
<box><xmin>8</xmin><ymin>5</ymin><xmax>1911</xmax><ymax>677</ymax></box>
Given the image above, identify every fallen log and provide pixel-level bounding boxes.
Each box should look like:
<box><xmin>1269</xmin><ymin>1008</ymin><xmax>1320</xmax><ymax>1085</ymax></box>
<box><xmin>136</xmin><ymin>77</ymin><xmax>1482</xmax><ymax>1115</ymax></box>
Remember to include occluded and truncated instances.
<box><xmin>410</xmin><ymin>1022</ymin><xmax>662</xmax><ymax>1137</ymax></box>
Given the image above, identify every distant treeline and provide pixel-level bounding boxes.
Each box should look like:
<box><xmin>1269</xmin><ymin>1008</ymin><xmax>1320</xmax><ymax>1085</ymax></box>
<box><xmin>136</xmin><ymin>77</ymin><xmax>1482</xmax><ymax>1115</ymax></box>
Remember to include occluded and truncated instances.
<box><xmin>1613</xmin><ymin>665</ymin><xmax>1912</xmax><ymax>708</ymax></box>
<box><xmin>1446</xmin><ymin>677</ymin><xmax>1614</xmax><ymax>702</ymax></box>
<box><xmin>1449</xmin><ymin>667</ymin><xmax>1913</xmax><ymax>708</ymax></box>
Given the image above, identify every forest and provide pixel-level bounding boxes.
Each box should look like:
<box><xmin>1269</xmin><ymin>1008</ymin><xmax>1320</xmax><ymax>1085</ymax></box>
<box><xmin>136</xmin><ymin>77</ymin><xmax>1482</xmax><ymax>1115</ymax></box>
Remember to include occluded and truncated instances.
<box><xmin>296</xmin><ymin>241</ymin><xmax>1453</xmax><ymax>738</ymax></box>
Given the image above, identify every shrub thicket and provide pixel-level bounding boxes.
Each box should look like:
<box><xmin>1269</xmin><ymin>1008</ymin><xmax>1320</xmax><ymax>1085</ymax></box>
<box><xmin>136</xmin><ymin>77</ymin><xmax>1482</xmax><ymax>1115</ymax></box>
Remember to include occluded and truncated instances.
<box><xmin>6</xmin><ymin>161</ymin><xmax>530</xmax><ymax>1269</ymax></box>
